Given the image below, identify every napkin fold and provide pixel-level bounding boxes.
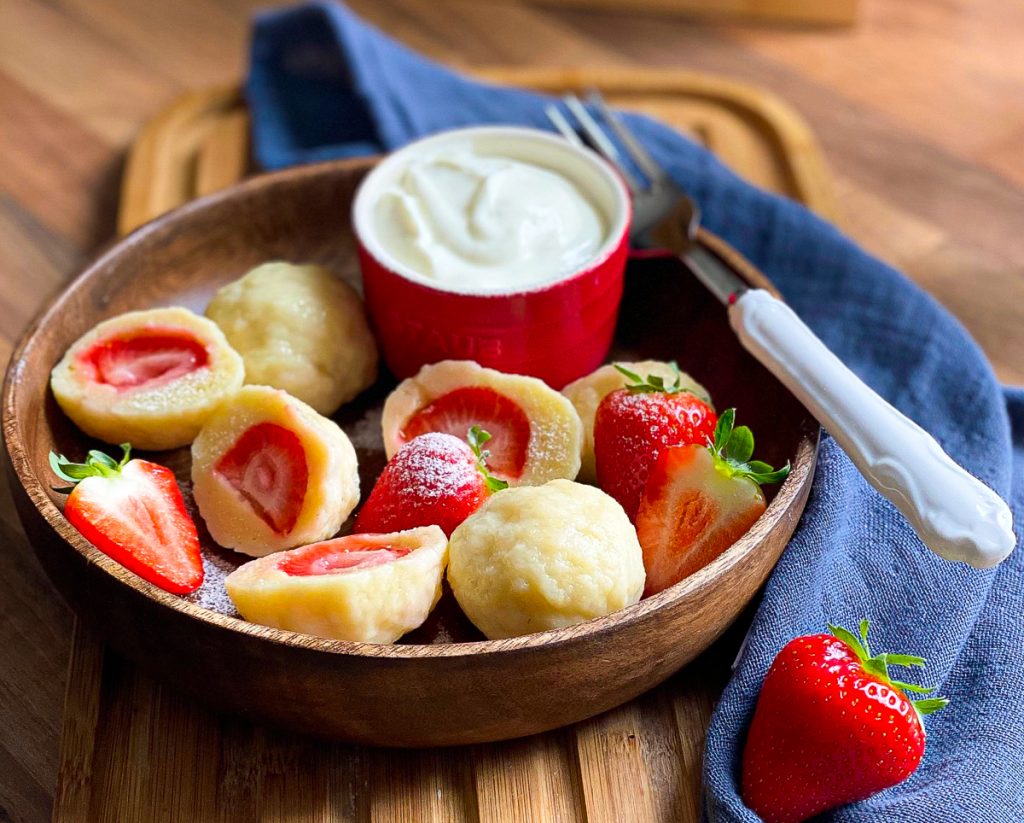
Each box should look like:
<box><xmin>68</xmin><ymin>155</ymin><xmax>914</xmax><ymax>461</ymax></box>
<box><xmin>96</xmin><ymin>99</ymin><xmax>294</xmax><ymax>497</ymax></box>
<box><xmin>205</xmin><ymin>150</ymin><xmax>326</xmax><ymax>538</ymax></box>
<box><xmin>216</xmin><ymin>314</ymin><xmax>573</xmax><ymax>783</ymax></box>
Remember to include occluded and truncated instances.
<box><xmin>248</xmin><ymin>4</ymin><xmax>1024</xmax><ymax>820</ymax></box>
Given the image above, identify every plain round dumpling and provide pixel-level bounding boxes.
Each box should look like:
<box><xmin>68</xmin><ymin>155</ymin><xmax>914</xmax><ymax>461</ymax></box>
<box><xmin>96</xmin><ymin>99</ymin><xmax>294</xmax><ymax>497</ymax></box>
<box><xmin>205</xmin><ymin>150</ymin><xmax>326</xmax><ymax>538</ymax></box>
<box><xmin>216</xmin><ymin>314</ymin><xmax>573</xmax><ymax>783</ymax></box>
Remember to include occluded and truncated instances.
<box><xmin>448</xmin><ymin>479</ymin><xmax>645</xmax><ymax>639</ymax></box>
<box><xmin>50</xmin><ymin>306</ymin><xmax>244</xmax><ymax>450</ymax></box>
<box><xmin>562</xmin><ymin>360</ymin><xmax>710</xmax><ymax>484</ymax></box>
<box><xmin>206</xmin><ymin>262</ymin><xmax>378</xmax><ymax>415</ymax></box>
<box><xmin>225</xmin><ymin>527</ymin><xmax>448</xmax><ymax>643</ymax></box>
<box><xmin>191</xmin><ymin>385</ymin><xmax>359</xmax><ymax>556</ymax></box>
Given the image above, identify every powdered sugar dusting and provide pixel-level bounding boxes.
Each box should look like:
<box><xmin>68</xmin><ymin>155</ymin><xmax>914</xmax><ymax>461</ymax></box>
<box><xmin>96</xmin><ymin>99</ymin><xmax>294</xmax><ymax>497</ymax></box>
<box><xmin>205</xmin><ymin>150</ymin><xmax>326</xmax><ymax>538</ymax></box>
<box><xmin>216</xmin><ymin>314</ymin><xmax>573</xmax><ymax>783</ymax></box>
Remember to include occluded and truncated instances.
<box><xmin>386</xmin><ymin>433</ymin><xmax>479</xmax><ymax>500</ymax></box>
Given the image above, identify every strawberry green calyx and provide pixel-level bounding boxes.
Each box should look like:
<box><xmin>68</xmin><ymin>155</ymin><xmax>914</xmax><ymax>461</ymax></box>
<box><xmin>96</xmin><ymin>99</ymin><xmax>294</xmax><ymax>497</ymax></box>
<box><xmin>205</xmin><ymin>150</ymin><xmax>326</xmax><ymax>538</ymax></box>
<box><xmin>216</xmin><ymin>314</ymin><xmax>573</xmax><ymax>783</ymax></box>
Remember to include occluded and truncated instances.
<box><xmin>467</xmin><ymin>426</ymin><xmax>509</xmax><ymax>494</ymax></box>
<box><xmin>614</xmin><ymin>362</ymin><xmax>710</xmax><ymax>402</ymax></box>
<box><xmin>827</xmin><ymin>619</ymin><xmax>950</xmax><ymax>720</ymax></box>
<box><xmin>616</xmin><ymin>362</ymin><xmax>684</xmax><ymax>394</ymax></box>
<box><xmin>50</xmin><ymin>443</ymin><xmax>131</xmax><ymax>490</ymax></box>
<box><xmin>708</xmin><ymin>409</ymin><xmax>790</xmax><ymax>486</ymax></box>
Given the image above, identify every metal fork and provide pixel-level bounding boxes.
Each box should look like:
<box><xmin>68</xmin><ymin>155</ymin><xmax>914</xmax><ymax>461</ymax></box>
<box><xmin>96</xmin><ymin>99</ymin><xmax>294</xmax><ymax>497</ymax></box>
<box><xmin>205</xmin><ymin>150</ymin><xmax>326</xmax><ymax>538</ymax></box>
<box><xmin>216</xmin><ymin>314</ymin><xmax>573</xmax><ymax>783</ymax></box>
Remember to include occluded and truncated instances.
<box><xmin>547</xmin><ymin>92</ymin><xmax>738</xmax><ymax>304</ymax></box>
<box><xmin>547</xmin><ymin>92</ymin><xmax>1015</xmax><ymax>570</ymax></box>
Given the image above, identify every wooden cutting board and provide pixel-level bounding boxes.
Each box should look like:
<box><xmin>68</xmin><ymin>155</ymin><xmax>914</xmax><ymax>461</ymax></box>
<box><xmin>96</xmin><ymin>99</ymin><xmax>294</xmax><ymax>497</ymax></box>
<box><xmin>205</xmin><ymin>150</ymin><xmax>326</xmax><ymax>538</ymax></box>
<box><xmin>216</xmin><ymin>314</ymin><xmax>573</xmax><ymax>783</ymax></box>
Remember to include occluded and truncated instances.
<box><xmin>59</xmin><ymin>66</ymin><xmax>837</xmax><ymax>823</ymax></box>
<box><xmin>494</xmin><ymin>0</ymin><xmax>859</xmax><ymax>26</ymax></box>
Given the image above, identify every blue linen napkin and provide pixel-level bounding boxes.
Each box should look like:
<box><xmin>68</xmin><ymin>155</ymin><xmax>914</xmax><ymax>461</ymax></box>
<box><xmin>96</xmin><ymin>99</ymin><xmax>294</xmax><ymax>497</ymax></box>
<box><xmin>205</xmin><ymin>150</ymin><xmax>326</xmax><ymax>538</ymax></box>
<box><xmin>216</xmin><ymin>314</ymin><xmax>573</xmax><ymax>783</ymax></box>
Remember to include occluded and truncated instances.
<box><xmin>247</xmin><ymin>4</ymin><xmax>1024</xmax><ymax>820</ymax></box>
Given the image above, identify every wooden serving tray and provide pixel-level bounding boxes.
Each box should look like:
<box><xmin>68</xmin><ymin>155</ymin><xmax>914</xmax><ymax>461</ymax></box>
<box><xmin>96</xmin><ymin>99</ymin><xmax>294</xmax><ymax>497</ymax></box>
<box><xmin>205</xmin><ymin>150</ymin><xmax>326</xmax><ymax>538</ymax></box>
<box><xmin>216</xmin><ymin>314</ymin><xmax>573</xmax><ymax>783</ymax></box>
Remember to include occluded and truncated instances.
<box><xmin>495</xmin><ymin>0</ymin><xmax>859</xmax><ymax>26</ymax></box>
<box><xmin>119</xmin><ymin>66</ymin><xmax>838</xmax><ymax>234</ymax></box>
<box><xmin>57</xmin><ymin>66</ymin><xmax>836</xmax><ymax>822</ymax></box>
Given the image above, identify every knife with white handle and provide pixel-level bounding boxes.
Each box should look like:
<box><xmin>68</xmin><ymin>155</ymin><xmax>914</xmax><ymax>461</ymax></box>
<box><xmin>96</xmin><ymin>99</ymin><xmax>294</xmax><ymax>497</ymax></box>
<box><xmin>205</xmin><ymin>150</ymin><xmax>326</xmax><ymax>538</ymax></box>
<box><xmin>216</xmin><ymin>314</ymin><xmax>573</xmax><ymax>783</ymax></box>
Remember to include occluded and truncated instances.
<box><xmin>547</xmin><ymin>91</ymin><xmax>1016</xmax><ymax>568</ymax></box>
<box><xmin>687</xmin><ymin>245</ymin><xmax>1016</xmax><ymax>569</ymax></box>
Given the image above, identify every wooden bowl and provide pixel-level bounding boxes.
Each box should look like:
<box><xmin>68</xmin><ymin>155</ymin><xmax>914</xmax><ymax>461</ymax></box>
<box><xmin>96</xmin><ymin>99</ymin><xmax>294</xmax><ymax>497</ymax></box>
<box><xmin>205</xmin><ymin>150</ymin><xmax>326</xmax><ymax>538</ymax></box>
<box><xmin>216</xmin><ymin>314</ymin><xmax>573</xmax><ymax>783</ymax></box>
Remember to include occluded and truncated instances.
<box><xmin>2</xmin><ymin>157</ymin><xmax>817</xmax><ymax>747</ymax></box>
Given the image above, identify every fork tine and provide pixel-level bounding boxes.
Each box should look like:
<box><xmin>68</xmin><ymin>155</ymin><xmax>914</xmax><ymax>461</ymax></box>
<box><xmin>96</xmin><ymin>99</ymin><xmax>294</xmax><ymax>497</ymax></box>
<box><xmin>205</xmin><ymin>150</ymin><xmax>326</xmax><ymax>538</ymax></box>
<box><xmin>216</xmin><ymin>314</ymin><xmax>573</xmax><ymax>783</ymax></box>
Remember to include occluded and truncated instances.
<box><xmin>561</xmin><ymin>94</ymin><xmax>643</xmax><ymax>193</ymax></box>
<box><xmin>544</xmin><ymin>104</ymin><xmax>586</xmax><ymax>149</ymax></box>
<box><xmin>586</xmin><ymin>89</ymin><xmax>669</xmax><ymax>186</ymax></box>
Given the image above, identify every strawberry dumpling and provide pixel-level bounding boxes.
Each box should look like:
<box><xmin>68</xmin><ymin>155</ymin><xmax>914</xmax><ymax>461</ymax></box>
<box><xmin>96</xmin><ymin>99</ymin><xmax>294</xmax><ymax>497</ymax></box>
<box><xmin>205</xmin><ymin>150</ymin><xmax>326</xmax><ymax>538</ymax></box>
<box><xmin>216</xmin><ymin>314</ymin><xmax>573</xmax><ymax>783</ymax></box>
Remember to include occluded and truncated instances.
<box><xmin>205</xmin><ymin>262</ymin><xmax>378</xmax><ymax>416</ymax></box>
<box><xmin>562</xmin><ymin>360</ymin><xmax>711</xmax><ymax>484</ymax></box>
<box><xmin>50</xmin><ymin>307</ymin><xmax>244</xmax><ymax>450</ymax></box>
<box><xmin>381</xmin><ymin>360</ymin><xmax>583</xmax><ymax>486</ymax></box>
<box><xmin>448</xmin><ymin>479</ymin><xmax>645</xmax><ymax>639</ymax></box>
<box><xmin>225</xmin><ymin>527</ymin><xmax>448</xmax><ymax>643</ymax></box>
<box><xmin>191</xmin><ymin>385</ymin><xmax>359</xmax><ymax>556</ymax></box>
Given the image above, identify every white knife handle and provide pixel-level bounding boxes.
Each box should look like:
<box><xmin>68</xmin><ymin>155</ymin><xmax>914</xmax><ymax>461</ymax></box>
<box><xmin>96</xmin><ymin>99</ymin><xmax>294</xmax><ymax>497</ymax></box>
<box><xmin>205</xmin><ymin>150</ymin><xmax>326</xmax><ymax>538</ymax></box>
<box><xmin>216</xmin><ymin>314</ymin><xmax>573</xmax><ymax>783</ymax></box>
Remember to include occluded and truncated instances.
<box><xmin>729</xmin><ymin>288</ymin><xmax>1015</xmax><ymax>569</ymax></box>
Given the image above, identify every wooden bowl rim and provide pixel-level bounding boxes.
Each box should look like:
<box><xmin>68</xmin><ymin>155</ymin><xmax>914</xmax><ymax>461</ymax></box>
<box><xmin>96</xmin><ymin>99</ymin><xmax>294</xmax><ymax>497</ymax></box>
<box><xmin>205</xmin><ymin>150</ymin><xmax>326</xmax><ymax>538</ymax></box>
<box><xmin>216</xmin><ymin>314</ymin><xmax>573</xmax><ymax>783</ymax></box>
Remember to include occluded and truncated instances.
<box><xmin>2</xmin><ymin>156</ymin><xmax>818</xmax><ymax>660</ymax></box>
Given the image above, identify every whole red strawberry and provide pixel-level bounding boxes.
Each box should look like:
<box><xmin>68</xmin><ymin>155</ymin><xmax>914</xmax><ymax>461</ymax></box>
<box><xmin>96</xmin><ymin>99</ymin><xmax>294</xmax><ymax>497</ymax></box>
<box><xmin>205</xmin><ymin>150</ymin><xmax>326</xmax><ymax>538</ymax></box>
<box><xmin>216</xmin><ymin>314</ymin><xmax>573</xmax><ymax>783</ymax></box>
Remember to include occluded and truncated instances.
<box><xmin>354</xmin><ymin>426</ymin><xmax>507</xmax><ymax>537</ymax></box>
<box><xmin>741</xmin><ymin>620</ymin><xmax>948</xmax><ymax>823</ymax></box>
<box><xmin>594</xmin><ymin>364</ymin><xmax>716</xmax><ymax>520</ymax></box>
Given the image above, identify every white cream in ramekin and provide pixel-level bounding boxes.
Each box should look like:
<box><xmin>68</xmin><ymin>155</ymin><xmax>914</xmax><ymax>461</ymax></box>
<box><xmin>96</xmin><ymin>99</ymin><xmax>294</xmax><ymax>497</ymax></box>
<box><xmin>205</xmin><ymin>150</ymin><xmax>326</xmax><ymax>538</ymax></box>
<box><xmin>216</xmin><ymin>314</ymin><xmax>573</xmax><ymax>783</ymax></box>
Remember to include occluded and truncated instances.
<box><xmin>353</xmin><ymin>127</ymin><xmax>630</xmax><ymax>296</ymax></box>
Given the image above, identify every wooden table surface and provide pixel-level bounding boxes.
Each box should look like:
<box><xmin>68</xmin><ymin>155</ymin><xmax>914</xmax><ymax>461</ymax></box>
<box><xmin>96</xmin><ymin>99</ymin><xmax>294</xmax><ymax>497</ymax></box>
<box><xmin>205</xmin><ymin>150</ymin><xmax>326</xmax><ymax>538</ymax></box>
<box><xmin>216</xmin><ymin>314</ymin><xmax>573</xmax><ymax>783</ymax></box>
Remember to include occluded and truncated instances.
<box><xmin>1</xmin><ymin>1</ymin><xmax>1022</xmax><ymax>820</ymax></box>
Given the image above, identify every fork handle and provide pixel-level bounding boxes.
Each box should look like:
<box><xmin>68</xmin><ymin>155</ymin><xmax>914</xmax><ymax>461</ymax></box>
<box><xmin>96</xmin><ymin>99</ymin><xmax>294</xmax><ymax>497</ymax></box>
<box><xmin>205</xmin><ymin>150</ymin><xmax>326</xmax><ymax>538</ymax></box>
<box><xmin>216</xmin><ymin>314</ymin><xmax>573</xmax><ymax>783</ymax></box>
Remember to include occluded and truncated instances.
<box><xmin>729</xmin><ymin>288</ymin><xmax>1015</xmax><ymax>569</ymax></box>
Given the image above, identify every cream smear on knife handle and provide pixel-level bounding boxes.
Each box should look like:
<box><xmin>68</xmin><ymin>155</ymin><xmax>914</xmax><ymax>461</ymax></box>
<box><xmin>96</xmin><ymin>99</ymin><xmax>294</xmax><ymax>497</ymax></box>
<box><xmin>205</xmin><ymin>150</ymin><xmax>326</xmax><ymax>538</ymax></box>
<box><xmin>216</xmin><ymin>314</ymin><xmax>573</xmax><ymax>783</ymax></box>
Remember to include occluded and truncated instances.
<box><xmin>730</xmin><ymin>288</ymin><xmax>1016</xmax><ymax>569</ymax></box>
<box><xmin>373</xmin><ymin>148</ymin><xmax>605</xmax><ymax>292</ymax></box>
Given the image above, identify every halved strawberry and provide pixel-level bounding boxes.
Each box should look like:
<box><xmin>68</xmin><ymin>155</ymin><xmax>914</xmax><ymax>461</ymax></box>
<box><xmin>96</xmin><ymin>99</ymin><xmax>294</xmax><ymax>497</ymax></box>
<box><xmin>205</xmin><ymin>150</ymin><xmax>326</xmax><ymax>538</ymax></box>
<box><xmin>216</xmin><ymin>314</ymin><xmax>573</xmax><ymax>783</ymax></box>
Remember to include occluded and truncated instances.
<box><xmin>399</xmin><ymin>386</ymin><xmax>531</xmax><ymax>479</ymax></box>
<box><xmin>214</xmin><ymin>422</ymin><xmax>309</xmax><ymax>535</ymax></box>
<box><xmin>594</xmin><ymin>364</ymin><xmax>717</xmax><ymax>520</ymax></box>
<box><xmin>636</xmin><ymin>409</ymin><xmax>789</xmax><ymax>595</ymax></box>
<box><xmin>50</xmin><ymin>444</ymin><xmax>203</xmax><ymax>594</ymax></box>
<box><xmin>278</xmin><ymin>539</ymin><xmax>410</xmax><ymax>576</ymax></box>
<box><xmin>79</xmin><ymin>330</ymin><xmax>210</xmax><ymax>391</ymax></box>
<box><xmin>354</xmin><ymin>427</ymin><xmax>507</xmax><ymax>537</ymax></box>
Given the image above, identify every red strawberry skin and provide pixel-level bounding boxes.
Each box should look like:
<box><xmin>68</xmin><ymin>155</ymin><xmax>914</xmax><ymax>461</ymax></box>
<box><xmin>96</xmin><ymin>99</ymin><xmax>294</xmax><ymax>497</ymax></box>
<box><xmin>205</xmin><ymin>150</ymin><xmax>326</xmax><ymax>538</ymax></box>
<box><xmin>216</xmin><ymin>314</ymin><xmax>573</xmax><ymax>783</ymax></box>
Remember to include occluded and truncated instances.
<box><xmin>64</xmin><ymin>459</ymin><xmax>203</xmax><ymax>594</ymax></box>
<box><xmin>354</xmin><ymin>432</ymin><xmax>488</xmax><ymax>537</ymax></box>
<box><xmin>741</xmin><ymin>634</ymin><xmax>926</xmax><ymax>823</ymax></box>
<box><xmin>594</xmin><ymin>389</ymin><xmax>716</xmax><ymax>520</ymax></box>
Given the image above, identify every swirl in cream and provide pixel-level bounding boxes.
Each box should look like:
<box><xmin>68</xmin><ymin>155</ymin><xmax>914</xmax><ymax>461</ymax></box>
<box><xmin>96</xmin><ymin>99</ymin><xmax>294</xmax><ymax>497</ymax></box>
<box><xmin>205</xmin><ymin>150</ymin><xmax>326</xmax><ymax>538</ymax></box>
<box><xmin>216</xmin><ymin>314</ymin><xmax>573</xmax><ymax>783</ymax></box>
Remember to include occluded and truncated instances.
<box><xmin>372</xmin><ymin>147</ymin><xmax>607</xmax><ymax>292</ymax></box>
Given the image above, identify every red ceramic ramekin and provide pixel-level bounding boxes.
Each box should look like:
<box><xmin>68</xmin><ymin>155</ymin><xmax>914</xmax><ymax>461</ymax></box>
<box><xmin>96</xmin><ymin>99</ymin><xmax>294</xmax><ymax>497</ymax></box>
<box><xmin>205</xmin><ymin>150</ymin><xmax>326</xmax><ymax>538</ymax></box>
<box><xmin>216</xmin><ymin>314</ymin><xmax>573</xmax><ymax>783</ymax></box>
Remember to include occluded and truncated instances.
<box><xmin>352</xmin><ymin>127</ymin><xmax>632</xmax><ymax>389</ymax></box>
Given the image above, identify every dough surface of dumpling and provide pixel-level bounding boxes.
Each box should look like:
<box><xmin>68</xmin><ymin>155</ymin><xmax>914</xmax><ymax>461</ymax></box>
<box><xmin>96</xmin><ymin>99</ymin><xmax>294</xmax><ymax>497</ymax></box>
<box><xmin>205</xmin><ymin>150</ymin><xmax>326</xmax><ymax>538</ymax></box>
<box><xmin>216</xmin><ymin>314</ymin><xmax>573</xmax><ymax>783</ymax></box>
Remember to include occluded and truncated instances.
<box><xmin>191</xmin><ymin>385</ymin><xmax>359</xmax><ymax>556</ymax></box>
<box><xmin>381</xmin><ymin>359</ymin><xmax>582</xmax><ymax>485</ymax></box>
<box><xmin>206</xmin><ymin>262</ymin><xmax>378</xmax><ymax>415</ymax></box>
<box><xmin>226</xmin><ymin>527</ymin><xmax>448</xmax><ymax>643</ymax></box>
<box><xmin>448</xmin><ymin>479</ymin><xmax>645</xmax><ymax>639</ymax></box>
<box><xmin>50</xmin><ymin>306</ymin><xmax>244</xmax><ymax>450</ymax></box>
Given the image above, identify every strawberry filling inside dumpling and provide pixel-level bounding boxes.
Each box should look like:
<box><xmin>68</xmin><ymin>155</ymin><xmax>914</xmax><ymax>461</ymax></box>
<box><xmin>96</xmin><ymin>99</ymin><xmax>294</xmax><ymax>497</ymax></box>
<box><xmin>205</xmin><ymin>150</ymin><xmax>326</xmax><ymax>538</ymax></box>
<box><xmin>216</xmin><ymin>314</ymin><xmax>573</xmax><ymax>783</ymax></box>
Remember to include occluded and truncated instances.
<box><xmin>225</xmin><ymin>526</ymin><xmax>449</xmax><ymax>644</ymax></box>
<box><xmin>278</xmin><ymin>540</ymin><xmax>410</xmax><ymax>576</ymax></box>
<box><xmin>191</xmin><ymin>385</ymin><xmax>360</xmax><ymax>556</ymax></box>
<box><xmin>78</xmin><ymin>330</ymin><xmax>210</xmax><ymax>391</ymax></box>
<box><xmin>50</xmin><ymin>307</ymin><xmax>244</xmax><ymax>451</ymax></box>
<box><xmin>215</xmin><ymin>422</ymin><xmax>309</xmax><ymax>535</ymax></box>
<box><xmin>382</xmin><ymin>360</ymin><xmax>583</xmax><ymax>486</ymax></box>
<box><xmin>400</xmin><ymin>387</ymin><xmax>530</xmax><ymax>478</ymax></box>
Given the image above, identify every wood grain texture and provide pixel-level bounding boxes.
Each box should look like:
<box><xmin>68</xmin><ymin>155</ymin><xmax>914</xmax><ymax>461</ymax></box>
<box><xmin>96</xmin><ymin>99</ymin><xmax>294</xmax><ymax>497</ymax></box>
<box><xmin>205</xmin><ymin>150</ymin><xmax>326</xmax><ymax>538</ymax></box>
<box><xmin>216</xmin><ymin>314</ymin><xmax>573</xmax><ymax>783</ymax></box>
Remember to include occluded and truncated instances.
<box><xmin>1</xmin><ymin>1</ymin><xmax>1022</xmax><ymax>821</ymax></box>
<box><xmin>3</xmin><ymin>154</ymin><xmax>818</xmax><ymax>746</ymax></box>
<box><xmin>11</xmin><ymin>71</ymin><xmax>821</xmax><ymax>821</ymax></box>
<box><xmin>553</xmin><ymin>4</ymin><xmax>1024</xmax><ymax>384</ymax></box>
<box><xmin>116</xmin><ymin>69</ymin><xmax>838</xmax><ymax>235</ymax></box>
<box><xmin>500</xmin><ymin>0</ymin><xmax>859</xmax><ymax>26</ymax></box>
